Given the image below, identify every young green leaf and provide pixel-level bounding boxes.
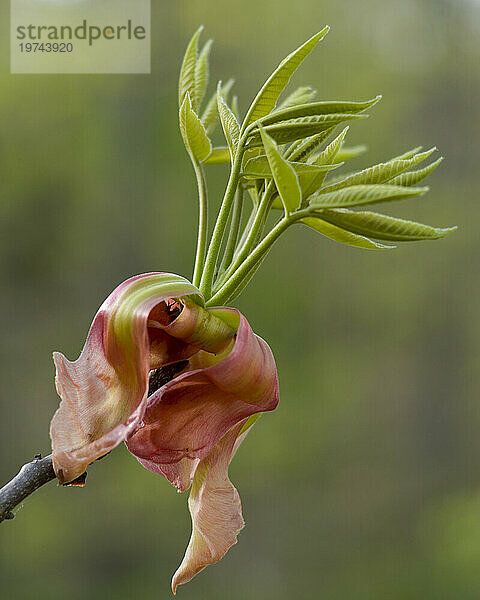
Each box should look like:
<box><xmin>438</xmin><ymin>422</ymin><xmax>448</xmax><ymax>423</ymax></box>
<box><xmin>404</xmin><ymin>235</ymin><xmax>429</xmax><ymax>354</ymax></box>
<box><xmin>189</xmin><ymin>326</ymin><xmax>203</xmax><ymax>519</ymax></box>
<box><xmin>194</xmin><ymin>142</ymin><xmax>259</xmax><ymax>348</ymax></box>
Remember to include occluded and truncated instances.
<box><xmin>285</xmin><ymin>128</ymin><xmax>335</xmax><ymax>162</ymax></box>
<box><xmin>312</xmin><ymin>126</ymin><xmax>349</xmax><ymax>166</ymax></box>
<box><xmin>258</xmin><ymin>96</ymin><xmax>381</xmax><ymax>127</ymax></box>
<box><xmin>298</xmin><ymin>127</ymin><xmax>349</xmax><ymax>195</ymax></box>
<box><xmin>243</xmin><ymin>155</ymin><xmax>339</xmax><ymax>179</ymax></box>
<box><xmin>319</xmin><ymin>148</ymin><xmax>437</xmax><ymax>193</ymax></box>
<box><xmin>247</xmin><ymin>113</ymin><xmax>367</xmax><ymax>146</ymax></box>
<box><xmin>231</xmin><ymin>95</ymin><xmax>240</xmax><ymax>121</ymax></box>
<box><xmin>242</xmin><ymin>146</ymin><xmax>264</xmax><ymax>166</ymax></box>
<box><xmin>269</xmin><ymin>160</ymin><xmax>344</xmax><ymax>211</ymax></box>
<box><xmin>242</xmin><ymin>27</ymin><xmax>330</xmax><ymax>130</ymax></box>
<box><xmin>201</xmin><ymin>78</ymin><xmax>234</xmax><ymax>134</ymax></box>
<box><xmin>260</xmin><ymin>128</ymin><xmax>302</xmax><ymax>214</ymax></box>
<box><xmin>300</xmin><ymin>217</ymin><xmax>393</xmax><ymax>249</ymax></box>
<box><xmin>315</xmin><ymin>208</ymin><xmax>456</xmax><ymax>241</ymax></box>
<box><xmin>276</xmin><ymin>86</ymin><xmax>317</xmax><ymax>110</ymax></box>
<box><xmin>334</xmin><ymin>145</ymin><xmax>367</xmax><ymax>162</ymax></box>
<box><xmin>217</xmin><ymin>84</ymin><xmax>241</xmax><ymax>159</ymax></box>
<box><xmin>179</xmin><ymin>92</ymin><xmax>212</xmax><ymax>163</ymax></box>
<box><xmin>390</xmin><ymin>146</ymin><xmax>423</xmax><ymax>161</ymax></box>
<box><xmin>298</xmin><ymin>165</ymin><xmax>343</xmax><ymax>201</ymax></box>
<box><xmin>194</xmin><ymin>39</ymin><xmax>213</xmax><ymax>111</ymax></box>
<box><xmin>321</xmin><ymin>169</ymin><xmax>356</xmax><ymax>188</ymax></box>
<box><xmin>178</xmin><ymin>26</ymin><xmax>203</xmax><ymax>109</ymax></box>
<box><xmin>203</xmin><ymin>146</ymin><xmax>231</xmax><ymax>165</ymax></box>
<box><xmin>309</xmin><ymin>184</ymin><xmax>428</xmax><ymax>209</ymax></box>
<box><xmin>389</xmin><ymin>157</ymin><xmax>443</xmax><ymax>186</ymax></box>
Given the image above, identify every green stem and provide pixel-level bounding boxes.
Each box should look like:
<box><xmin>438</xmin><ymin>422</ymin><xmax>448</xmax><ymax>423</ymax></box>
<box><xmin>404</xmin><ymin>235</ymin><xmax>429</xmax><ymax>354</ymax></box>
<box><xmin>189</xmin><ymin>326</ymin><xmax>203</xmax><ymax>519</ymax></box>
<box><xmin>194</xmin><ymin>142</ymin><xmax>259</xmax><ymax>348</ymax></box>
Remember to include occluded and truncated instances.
<box><xmin>192</xmin><ymin>161</ymin><xmax>208</xmax><ymax>288</ymax></box>
<box><xmin>235</xmin><ymin>206</ymin><xmax>256</xmax><ymax>256</ymax></box>
<box><xmin>206</xmin><ymin>216</ymin><xmax>293</xmax><ymax>306</ymax></box>
<box><xmin>199</xmin><ymin>140</ymin><xmax>245</xmax><ymax>298</ymax></box>
<box><xmin>218</xmin><ymin>187</ymin><xmax>243</xmax><ymax>276</ymax></box>
<box><xmin>214</xmin><ymin>179</ymin><xmax>275</xmax><ymax>291</ymax></box>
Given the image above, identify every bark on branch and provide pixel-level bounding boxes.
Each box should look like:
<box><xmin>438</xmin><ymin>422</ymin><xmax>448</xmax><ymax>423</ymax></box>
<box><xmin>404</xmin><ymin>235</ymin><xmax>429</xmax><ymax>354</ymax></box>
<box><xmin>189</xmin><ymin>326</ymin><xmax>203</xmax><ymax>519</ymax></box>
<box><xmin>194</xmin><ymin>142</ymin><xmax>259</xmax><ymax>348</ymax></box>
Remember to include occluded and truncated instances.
<box><xmin>0</xmin><ymin>454</ymin><xmax>56</xmax><ymax>523</ymax></box>
<box><xmin>0</xmin><ymin>361</ymin><xmax>188</xmax><ymax>525</ymax></box>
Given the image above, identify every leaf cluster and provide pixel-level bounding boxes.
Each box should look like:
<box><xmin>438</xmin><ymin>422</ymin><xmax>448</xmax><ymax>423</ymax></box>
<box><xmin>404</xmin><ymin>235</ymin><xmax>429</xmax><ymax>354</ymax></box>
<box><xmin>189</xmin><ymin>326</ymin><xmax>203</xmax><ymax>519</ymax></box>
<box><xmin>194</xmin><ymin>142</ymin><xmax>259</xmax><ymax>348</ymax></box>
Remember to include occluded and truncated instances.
<box><xmin>177</xmin><ymin>26</ymin><xmax>456</xmax><ymax>303</ymax></box>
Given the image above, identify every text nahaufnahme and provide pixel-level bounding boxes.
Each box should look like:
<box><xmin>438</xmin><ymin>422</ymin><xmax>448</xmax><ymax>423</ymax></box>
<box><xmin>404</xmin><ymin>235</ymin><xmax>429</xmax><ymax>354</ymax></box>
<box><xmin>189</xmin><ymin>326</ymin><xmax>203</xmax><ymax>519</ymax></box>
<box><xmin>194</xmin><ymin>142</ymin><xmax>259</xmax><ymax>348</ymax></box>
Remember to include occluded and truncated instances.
<box><xmin>16</xmin><ymin>19</ymin><xmax>147</xmax><ymax>46</ymax></box>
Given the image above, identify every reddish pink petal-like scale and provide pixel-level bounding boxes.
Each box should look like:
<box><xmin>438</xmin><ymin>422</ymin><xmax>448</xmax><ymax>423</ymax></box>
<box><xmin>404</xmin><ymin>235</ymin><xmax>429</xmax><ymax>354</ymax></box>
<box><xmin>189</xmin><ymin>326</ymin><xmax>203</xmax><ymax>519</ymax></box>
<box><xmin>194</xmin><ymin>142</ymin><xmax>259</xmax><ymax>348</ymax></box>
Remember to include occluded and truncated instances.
<box><xmin>171</xmin><ymin>422</ymin><xmax>248</xmax><ymax>594</ymax></box>
<box><xmin>126</xmin><ymin>309</ymin><xmax>279</xmax><ymax>590</ymax></box>
<box><xmin>126</xmin><ymin>310</ymin><xmax>279</xmax><ymax>488</ymax></box>
<box><xmin>50</xmin><ymin>273</ymin><xmax>202</xmax><ymax>484</ymax></box>
<box><xmin>50</xmin><ymin>273</ymin><xmax>279</xmax><ymax>590</ymax></box>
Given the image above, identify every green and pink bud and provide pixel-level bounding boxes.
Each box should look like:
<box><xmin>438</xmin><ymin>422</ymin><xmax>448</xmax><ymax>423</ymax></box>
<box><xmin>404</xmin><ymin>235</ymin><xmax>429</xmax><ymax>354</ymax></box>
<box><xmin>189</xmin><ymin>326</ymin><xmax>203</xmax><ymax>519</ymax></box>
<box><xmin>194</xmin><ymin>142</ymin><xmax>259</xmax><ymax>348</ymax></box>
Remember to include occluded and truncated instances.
<box><xmin>50</xmin><ymin>272</ymin><xmax>279</xmax><ymax>591</ymax></box>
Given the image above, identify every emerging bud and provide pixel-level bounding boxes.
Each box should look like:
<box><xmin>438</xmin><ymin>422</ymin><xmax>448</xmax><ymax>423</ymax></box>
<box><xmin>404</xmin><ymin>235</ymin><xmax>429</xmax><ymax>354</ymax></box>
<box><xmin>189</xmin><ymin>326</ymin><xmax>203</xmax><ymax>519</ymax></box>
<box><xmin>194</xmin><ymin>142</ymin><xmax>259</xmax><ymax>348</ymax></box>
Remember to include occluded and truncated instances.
<box><xmin>50</xmin><ymin>272</ymin><xmax>279</xmax><ymax>591</ymax></box>
<box><xmin>50</xmin><ymin>273</ymin><xmax>234</xmax><ymax>484</ymax></box>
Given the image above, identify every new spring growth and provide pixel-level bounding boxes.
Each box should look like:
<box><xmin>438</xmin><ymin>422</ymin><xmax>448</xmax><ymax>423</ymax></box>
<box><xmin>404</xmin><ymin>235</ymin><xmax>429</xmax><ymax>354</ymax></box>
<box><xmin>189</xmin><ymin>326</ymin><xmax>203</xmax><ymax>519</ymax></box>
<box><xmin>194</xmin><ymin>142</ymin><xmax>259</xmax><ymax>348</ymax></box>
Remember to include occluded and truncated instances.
<box><xmin>49</xmin><ymin>26</ymin><xmax>456</xmax><ymax>593</ymax></box>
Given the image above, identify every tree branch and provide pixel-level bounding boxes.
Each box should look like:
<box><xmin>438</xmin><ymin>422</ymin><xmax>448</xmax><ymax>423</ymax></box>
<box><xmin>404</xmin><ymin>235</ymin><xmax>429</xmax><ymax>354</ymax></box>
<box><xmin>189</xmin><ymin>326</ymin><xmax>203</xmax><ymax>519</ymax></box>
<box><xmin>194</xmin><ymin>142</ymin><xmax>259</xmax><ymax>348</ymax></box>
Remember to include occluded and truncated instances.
<box><xmin>0</xmin><ymin>454</ymin><xmax>56</xmax><ymax>523</ymax></box>
<box><xmin>0</xmin><ymin>360</ymin><xmax>188</xmax><ymax>525</ymax></box>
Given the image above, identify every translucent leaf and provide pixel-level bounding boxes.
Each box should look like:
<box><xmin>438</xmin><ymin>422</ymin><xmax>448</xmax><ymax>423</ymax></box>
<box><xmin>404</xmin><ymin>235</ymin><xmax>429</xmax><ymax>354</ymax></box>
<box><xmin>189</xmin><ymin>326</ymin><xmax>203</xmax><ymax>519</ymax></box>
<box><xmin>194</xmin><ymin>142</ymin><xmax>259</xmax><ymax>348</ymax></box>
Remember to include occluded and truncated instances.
<box><xmin>320</xmin><ymin>148</ymin><xmax>436</xmax><ymax>193</ymax></box>
<box><xmin>389</xmin><ymin>157</ymin><xmax>443</xmax><ymax>186</ymax></box>
<box><xmin>243</xmin><ymin>155</ymin><xmax>339</xmax><ymax>179</ymax></box>
<box><xmin>316</xmin><ymin>208</ymin><xmax>456</xmax><ymax>241</ymax></box>
<box><xmin>301</xmin><ymin>217</ymin><xmax>393</xmax><ymax>249</ymax></box>
<box><xmin>258</xmin><ymin>96</ymin><xmax>381</xmax><ymax>127</ymax></box>
<box><xmin>309</xmin><ymin>184</ymin><xmax>428</xmax><ymax>209</ymax></box>
<box><xmin>334</xmin><ymin>145</ymin><xmax>367</xmax><ymax>162</ymax></box>
<box><xmin>276</xmin><ymin>86</ymin><xmax>317</xmax><ymax>110</ymax></box>
<box><xmin>242</xmin><ymin>27</ymin><xmax>330</xmax><ymax>129</ymax></box>
<box><xmin>201</xmin><ymin>79</ymin><xmax>234</xmax><ymax>135</ymax></box>
<box><xmin>194</xmin><ymin>39</ymin><xmax>213</xmax><ymax>111</ymax></box>
<box><xmin>247</xmin><ymin>113</ymin><xmax>367</xmax><ymax>146</ymax></box>
<box><xmin>179</xmin><ymin>93</ymin><xmax>212</xmax><ymax>163</ymax></box>
<box><xmin>203</xmin><ymin>147</ymin><xmax>230</xmax><ymax>165</ymax></box>
<box><xmin>260</xmin><ymin>128</ymin><xmax>301</xmax><ymax>214</ymax></box>
<box><xmin>217</xmin><ymin>85</ymin><xmax>240</xmax><ymax>159</ymax></box>
<box><xmin>178</xmin><ymin>26</ymin><xmax>203</xmax><ymax>109</ymax></box>
<box><xmin>285</xmin><ymin>128</ymin><xmax>335</xmax><ymax>162</ymax></box>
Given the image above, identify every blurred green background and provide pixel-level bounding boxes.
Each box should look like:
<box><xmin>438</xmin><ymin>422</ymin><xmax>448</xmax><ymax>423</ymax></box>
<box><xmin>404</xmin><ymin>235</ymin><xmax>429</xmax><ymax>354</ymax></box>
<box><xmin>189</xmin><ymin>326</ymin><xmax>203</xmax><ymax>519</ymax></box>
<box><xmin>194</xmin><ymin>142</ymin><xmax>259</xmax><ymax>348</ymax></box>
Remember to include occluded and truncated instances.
<box><xmin>1</xmin><ymin>1</ymin><xmax>478</xmax><ymax>598</ymax></box>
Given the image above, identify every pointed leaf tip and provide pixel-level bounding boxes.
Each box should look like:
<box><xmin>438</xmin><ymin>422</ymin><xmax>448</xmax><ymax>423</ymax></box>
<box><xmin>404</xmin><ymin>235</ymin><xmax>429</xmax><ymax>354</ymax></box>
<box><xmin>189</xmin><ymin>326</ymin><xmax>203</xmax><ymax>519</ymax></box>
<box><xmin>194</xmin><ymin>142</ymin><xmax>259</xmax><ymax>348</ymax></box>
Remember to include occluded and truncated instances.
<box><xmin>310</xmin><ymin>184</ymin><xmax>429</xmax><ymax>209</ymax></box>
<box><xmin>242</xmin><ymin>26</ymin><xmax>330</xmax><ymax>129</ymax></box>
<box><xmin>178</xmin><ymin>27</ymin><xmax>204</xmax><ymax>108</ymax></box>
<box><xmin>201</xmin><ymin>78</ymin><xmax>235</xmax><ymax>135</ymax></box>
<box><xmin>315</xmin><ymin>209</ymin><xmax>457</xmax><ymax>242</ymax></box>
<box><xmin>194</xmin><ymin>38</ymin><xmax>214</xmax><ymax>110</ymax></box>
<box><xmin>301</xmin><ymin>217</ymin><xmax>394</xmax><ymax>249</ymax></box>
<box><xmin>320</xmin><ymin>145</ymin><xmax>437</xmax><ymax>193</ymax></box>
<box><xmin>217</xmin><ymin>83</ymin><xmax>240</xmax><ymax>159</ymax></box>
<box><xmin>389</xmin><ymin>157</ymin><xmax>443</xmax><ymax>187</ymax></box>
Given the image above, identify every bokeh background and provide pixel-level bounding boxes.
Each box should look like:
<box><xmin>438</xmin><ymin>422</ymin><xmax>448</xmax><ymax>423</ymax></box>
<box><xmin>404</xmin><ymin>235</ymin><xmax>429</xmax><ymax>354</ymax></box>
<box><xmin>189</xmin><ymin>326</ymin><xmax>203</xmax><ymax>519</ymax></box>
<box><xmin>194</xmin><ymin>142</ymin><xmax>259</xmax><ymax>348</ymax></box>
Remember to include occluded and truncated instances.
<box><xmin>1</xmin><ymin>1</ymin><xmax>479</xmax><ymax>598</ymax></box>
